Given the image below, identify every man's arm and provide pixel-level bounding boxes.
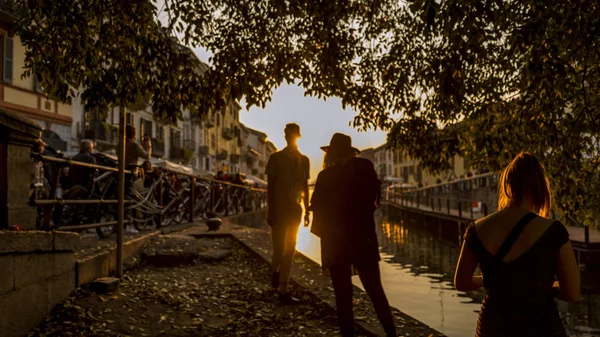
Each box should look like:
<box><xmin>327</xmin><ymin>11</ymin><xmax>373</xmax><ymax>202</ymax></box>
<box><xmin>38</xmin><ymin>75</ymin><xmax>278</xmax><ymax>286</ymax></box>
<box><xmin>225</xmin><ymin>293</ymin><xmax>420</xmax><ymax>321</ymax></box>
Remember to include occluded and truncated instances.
<box><xmin>303</xmin><ymin>157</ymin><xmax>310</xmax><ymax>226</ymax></box>
<box><xmin>134</xmin><ymin>141</ymin><xmax>151</xmax><ymax>160</ymax></box>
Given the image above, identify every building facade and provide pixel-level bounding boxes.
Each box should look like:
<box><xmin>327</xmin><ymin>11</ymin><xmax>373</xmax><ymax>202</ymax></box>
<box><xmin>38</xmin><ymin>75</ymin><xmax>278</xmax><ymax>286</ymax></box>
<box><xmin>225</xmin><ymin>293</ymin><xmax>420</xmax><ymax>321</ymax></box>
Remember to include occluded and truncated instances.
<box><xmin>0</xmin><ymin>18</ymin><xmax>73</xmax><ymax>152</ymax></box>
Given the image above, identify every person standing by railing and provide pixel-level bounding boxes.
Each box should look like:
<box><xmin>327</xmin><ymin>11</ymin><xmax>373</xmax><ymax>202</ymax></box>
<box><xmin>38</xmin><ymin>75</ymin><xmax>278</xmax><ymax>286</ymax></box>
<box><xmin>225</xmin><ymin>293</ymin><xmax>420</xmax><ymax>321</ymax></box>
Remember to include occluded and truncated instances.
<box><xmin>455</xmin><ymin>152</ymin><xmax>580</xmax><ymax>337</ymax></box>
<box><xmin>70</xmin><ymin>139</ymin><xmax>97</xmax><ymax>189</ymax></box>
<box><xmin>266</xmin><ymin>123</ymin><xmax>310</xmax><ymax>303</ymax></box>
<box><xmin>125</xmin><ymin>125</ymin><xmax>151</xmax><ymax>166</ymax></box>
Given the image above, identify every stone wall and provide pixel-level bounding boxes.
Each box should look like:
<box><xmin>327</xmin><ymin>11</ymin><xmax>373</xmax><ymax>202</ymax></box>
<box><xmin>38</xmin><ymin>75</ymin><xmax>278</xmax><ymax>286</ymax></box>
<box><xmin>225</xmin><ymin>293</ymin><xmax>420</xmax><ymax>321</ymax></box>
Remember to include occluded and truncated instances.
<box><xmin>0</xmin><ymin>231</ymin><xmax>81</xmax><ymax>337</ymax></box>
<box><xmin>6</xmin><ymin>143</ymin><xmax>37</xmax><ymax>229</ymax></box>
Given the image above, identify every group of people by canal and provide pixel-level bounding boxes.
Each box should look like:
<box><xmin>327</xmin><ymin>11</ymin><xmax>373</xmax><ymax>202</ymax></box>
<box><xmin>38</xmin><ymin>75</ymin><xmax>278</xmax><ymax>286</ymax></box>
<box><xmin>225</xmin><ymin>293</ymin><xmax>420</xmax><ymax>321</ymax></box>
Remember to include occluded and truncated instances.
<box><xmin>266</xmin><ymin>124</ymin><xmax>580</xmax><ymax>336</ymax></box>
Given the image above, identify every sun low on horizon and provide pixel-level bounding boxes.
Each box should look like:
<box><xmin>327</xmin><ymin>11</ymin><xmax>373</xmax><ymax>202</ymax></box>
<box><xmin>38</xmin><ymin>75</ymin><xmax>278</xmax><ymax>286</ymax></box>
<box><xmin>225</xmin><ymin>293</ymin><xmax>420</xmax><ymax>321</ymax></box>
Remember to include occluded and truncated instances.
<box><xmin>239</xmin><ymin>84</ymin><xmax>388</xmax><ymax>180</ymax></box>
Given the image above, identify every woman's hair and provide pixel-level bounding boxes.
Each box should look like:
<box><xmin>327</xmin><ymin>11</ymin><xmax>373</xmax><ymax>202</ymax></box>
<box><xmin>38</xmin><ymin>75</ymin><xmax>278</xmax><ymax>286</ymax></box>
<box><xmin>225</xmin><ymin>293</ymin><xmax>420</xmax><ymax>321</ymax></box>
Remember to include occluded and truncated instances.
<box><xmin>497</xmin><ymin>152</ymin><xmax>551</xmax><ymax>217</ymax></box>
<box><xmin>322</xmin><ymin>148</ymin><xmax>357</xmax><ymax>169</ymax></box>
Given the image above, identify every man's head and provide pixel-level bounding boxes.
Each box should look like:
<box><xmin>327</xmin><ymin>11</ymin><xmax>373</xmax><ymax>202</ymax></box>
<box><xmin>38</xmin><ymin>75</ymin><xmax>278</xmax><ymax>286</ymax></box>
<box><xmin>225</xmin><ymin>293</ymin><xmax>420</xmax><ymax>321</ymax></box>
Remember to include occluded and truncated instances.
<box><xmin>126</xmin><ymin>125</ymin><xmax>137</xmax><ymax>140</ymax></box>
<box><xmin>80</xmin><ymin>139</ymin><xmax>94</xmax><ymax>154</ymax></box>
<box><xmin>284</xmin><ymin>123</ymin><xmax>301</xmax><ymax>146</ymax></box>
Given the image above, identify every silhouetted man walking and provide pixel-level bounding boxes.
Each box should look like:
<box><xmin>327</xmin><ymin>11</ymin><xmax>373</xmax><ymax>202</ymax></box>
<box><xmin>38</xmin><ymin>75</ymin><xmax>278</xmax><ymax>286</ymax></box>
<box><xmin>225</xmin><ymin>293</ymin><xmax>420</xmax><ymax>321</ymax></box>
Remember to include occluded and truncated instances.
<box><xmin>266</xmin><ymin>123</ymin><xmax>310</xmax><ymax>303</ymax></box>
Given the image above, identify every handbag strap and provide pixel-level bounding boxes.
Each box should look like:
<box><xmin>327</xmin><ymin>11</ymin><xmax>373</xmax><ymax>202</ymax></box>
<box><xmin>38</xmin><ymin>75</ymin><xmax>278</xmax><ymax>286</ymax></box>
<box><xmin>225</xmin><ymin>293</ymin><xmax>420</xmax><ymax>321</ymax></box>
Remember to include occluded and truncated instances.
<box><xmin>483</xmin><ymin>212</ymin><xmax>537</xmax><ymax>289</ymax></box>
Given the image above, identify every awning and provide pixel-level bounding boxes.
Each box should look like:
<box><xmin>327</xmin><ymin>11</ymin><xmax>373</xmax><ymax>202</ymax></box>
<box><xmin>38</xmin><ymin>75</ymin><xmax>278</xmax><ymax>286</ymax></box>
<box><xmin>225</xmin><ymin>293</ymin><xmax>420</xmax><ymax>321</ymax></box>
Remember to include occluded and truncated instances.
<box><xmin>149</xmin><ymin>158</ymin><xmax>194</xmax><ymax>175</ymax></box>
<box><xmin>245</xmin><ymin>174</ymin><xmax>267</xmax><ymax>187</ymax></box>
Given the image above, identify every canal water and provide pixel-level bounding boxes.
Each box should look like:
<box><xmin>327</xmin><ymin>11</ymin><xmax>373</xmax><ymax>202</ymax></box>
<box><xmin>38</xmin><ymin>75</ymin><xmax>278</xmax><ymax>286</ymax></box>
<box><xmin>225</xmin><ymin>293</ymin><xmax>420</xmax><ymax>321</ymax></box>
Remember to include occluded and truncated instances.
<box><xmin>295</xmin><ymin>207</ymin><xmax>600</xmax><ymax>337</ymax></box>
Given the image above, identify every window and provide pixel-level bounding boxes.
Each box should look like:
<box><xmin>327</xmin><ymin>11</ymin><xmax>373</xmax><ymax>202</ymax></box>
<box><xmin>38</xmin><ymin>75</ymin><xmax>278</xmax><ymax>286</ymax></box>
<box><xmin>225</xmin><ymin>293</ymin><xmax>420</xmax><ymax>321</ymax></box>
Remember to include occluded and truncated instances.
<box><xmin>141</xmin><ymin>119</ymin><xmax>153</xmax><ymax>138</ymax></box>
<box><xmin>3</xmin><ymin>36</ymin><xmax>13</xmax><ymax>83</ymax></box>
<box><xmin>211</xmin><ymin>134</ymin><xmax>216</xmax><ymax>148</ymax></box>
<box><xmin>155</xmin><ymin>124</ymin><xmax>164</xmax><ymax>140</ymax></box>
<box><xmin>126</xmin><ymin>113</ymin><xmax>133</xmax><ymax>126</ymax></box>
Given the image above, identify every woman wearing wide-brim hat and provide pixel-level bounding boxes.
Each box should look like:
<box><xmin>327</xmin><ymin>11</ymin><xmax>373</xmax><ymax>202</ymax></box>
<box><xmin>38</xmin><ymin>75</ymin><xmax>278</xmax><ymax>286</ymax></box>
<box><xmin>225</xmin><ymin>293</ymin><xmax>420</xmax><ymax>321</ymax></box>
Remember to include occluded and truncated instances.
<box><xmin>309</xmin><ymin>133</ymin><xmax>396</xmax><ymax>337</ymax></box>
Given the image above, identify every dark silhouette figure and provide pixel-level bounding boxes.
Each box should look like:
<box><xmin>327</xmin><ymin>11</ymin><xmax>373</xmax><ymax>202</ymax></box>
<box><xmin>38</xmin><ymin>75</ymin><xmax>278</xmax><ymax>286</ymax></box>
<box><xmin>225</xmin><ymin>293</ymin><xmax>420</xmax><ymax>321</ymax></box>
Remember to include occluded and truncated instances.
<box><xmin>310</xmin><ymin>133</ymin><xmax>396</xmax><ymax>337</ymax></box>
<box><xmin>455</xmin><ymin>152</ymin><xmax>580</xmax><ymax>337</ymax></box>
<box><xmin>70</xmin><ymin>139</ymin><xmax>97</xmax><ymax>189</ymax></box>
<box><xmin>265</xmin><ymin>123</ymin><xmax>310</xmax><ymax>303</ymax></box>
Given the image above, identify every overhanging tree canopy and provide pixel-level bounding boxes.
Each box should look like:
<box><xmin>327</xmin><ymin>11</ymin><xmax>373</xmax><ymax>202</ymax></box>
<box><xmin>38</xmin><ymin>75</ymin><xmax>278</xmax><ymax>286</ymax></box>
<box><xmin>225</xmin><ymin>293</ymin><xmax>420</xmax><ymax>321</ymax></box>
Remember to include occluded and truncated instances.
<box><xmin>11</xmin><ymin>0</ymin><xmax>600</xmax><ymax>226</ymax></box>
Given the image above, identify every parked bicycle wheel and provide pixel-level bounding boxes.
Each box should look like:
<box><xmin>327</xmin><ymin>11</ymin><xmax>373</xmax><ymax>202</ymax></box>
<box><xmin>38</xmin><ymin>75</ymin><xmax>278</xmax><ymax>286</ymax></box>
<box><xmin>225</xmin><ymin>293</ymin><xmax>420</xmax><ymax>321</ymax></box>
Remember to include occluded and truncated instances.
<box><xmin>95</xmin><ymin>207</ymin><xmax>116</xmax><ymax>238</ymax></box>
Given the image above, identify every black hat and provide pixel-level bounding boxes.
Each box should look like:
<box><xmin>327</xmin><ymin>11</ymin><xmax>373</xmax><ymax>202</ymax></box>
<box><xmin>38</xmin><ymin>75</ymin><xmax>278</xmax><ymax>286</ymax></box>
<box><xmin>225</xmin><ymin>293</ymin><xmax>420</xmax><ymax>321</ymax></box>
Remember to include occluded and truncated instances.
<box><xmin>320</xmin><ymin>133</ymin><xmax>360</xmax><ymax>154</ymax></box>
<box><xmin>284</xmin><ymin>123</ymin><xmax>301</xmax><ymax>137</ymax></box>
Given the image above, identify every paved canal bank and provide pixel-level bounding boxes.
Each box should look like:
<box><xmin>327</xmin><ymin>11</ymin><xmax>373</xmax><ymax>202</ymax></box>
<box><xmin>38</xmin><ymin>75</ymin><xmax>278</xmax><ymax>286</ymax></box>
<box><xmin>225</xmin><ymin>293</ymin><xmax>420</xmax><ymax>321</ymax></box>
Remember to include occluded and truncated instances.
<box><xmin>295</xmin><ymin>205</ymin><xmax>600</xmax><ymax>337</ymax></box>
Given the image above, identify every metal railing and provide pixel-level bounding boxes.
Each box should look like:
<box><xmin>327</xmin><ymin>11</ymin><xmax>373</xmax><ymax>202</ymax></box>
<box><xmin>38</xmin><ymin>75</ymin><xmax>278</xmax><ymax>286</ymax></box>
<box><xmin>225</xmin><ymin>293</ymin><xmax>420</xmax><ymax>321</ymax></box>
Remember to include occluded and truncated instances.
<box><xmin>382</xmin><ymin>172</ymin><xmax>497</xmax><ymax>221</ymax></box>
<box><xmin>30</xmin><ymin>153</ymin><xmax>267</xmax><ymax>236</ymax></box>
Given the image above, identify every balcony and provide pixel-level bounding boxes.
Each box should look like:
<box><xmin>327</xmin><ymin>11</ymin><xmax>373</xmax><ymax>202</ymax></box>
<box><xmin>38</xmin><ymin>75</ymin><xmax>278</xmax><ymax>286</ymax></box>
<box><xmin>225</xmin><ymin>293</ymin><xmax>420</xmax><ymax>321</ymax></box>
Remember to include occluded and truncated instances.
<box><xmin>198</xmin><ymin>145</ymin><xmax>209</xmax><ymax>156</ymax></box>
<box><xmin>217</xmin><ymin>150</ymin><xmax>228</xmax><ymax>161</ymax></box>
<box><xmin>205</xmin><ymin>117</ymin><xmax>215</xmax><ymax>129</ymax></box>
<box><xmin>85</xmin><ymin>121</ymin><xmax>118</xmax><ymax>145</ymax></box>
<box><xmin>152</xmin><ymin>138</ymin><xmax>165</xmax><ymax>158</ymax></box>
<box><xmin>230</xmin><ymin>154</ymin><xmax>240</xmax><ymax>164</ymax></box>
<box><xmin>183</xmin><ymin>139</ymin><xmax>196</xmax><ymax>150</ymax></box>
<box><xmin>222</xmin><ymin>128</ymin><xmax>234</xmax><ymax>140</ymax></box>
<box><xmin>170</xmin><ymin>146</ymin><xmax>193</xmax><ymax>164</ymax></box>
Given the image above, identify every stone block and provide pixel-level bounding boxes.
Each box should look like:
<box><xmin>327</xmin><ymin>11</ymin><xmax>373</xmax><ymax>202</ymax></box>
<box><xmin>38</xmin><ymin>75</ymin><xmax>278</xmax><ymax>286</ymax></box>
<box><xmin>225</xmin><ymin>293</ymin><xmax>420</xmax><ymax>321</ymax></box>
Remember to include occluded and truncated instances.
<box><xmin>0</xmin><ymin>231</ymin><xmax>53</xmax><ymax>254</ymax></box>
<box><xmin>50</xmin><ymin>252</ymin><xmax>74</xmax><ymax>278</ymax></box>
<box><xmin>0</xmin><ymin>281</ymin><xmax>47</xmax><ymax>337</ymax></box>
<box><xmin>46</xmin><ymin>271</ymin><xmax>75</xmax><ymax>312</ymax></box>
<box><xmin>0</xmin><ymin>255</ymin><xmax>14</xmax><ymax>295</ymax></box>
<box><xmin>75</xmin><ymin>251</ymin><xmax>110</xmax><ymax>286</ymax></box>
<box><xmin>14</xmin><ymin>253</ymin><xmax>54</xmax><ymax>290</ymax></box>
<box><xmin>89</xmin><ymin>277</ymin><xmax>119</xmax><ymax>294</ymax></box>
<box><xmin>53</xmin><ymin>231</ymin><xmax>82</xmax><ymax>251</ymax></box>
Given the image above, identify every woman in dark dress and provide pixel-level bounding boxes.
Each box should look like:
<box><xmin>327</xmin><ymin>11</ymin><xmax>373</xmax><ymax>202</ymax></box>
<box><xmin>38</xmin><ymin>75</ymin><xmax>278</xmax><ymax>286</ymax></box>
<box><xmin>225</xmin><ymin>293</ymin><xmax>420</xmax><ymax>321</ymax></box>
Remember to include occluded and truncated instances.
<box><xmin>310</xmin><ymin>133</ymin><xmax>396</xmax><ymax>337</ymax></box>
<box><xmin>455</xmin><ymin>152</ymin><xmax>580</xmax><ymax>336</ymax></box>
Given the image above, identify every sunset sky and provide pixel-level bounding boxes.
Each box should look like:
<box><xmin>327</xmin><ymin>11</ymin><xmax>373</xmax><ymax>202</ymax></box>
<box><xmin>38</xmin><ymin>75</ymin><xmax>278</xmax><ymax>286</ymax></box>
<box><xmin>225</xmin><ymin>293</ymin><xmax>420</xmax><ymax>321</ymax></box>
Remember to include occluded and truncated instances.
<box><xmin>190</xmin><ymin>49</ymin><xmax>388</xmax><ymax>180</ymax></box>
<box><xmin>239</xmin><ymin>84</ymin><xmax>388</xmax><ymax>180</ymax></box>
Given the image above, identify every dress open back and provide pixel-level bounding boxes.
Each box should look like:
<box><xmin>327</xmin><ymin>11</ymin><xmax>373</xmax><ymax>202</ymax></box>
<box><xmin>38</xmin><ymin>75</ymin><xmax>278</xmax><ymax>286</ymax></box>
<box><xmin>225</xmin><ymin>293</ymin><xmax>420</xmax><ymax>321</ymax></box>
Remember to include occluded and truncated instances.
<box><xmin>464</xmin><ymin>220</ymin><xmax>570</xmax><ymax>337</ymax></box>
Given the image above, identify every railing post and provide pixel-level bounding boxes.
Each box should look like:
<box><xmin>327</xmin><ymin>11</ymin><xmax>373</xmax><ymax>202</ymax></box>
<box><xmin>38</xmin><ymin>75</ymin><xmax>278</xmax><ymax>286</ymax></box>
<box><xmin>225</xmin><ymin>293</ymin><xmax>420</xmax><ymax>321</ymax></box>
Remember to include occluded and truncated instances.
<box><xmin>224</xmin><ymin>185</ymin><xmax>229</xmax><ymax>216</ymax></box>
<box><xmin>188</xmin><ymin>177</ymin><xmax>195</xmax><ymax>223</ymax></box>
<box><xmin>438</xmin><ymin>198</ymin><xmax>441</xmax><ymax>212</ymax></box>
<box><xmin>458</xmin><ymin>201</ymin><xmax>462</xmax><ymax>217</ymax></box>
<box><xmin>156</xmin><ymin>177</ymin><xmax>163</xmax><ymax>229</ymax></box>
<box><xmin>447</xmin><ymin>198</ymin><xmax>450</xmax><ymax>215</ymax></box>
<box><xmin>585</xmin><ymin>226</ymin><xmax>590</xmax><ymax>245</ymax></box>
<box><xmin>470</xmin><ymin>200</ymin><xmax>474</xmax><ymax>220</ymax></box>
<box><xmin>116</xmin><ymin>106</ymin><xmax>126</xmax><ymax>280</ymax></box>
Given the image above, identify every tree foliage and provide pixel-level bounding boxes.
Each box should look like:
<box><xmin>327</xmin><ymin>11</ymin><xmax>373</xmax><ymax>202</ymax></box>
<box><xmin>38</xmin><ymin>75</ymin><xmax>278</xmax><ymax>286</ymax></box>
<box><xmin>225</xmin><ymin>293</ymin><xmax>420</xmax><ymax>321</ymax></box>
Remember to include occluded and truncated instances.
<box><xmin>11</xmin><ymin>0</ymin><xmax>600</xmax><ymax>226</ymax></box>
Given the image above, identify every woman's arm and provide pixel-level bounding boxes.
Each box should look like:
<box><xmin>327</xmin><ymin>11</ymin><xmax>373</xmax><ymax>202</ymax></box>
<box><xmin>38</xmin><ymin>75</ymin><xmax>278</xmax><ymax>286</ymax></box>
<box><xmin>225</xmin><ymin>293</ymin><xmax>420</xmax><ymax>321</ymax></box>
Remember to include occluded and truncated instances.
<box><xmin>554</xmin><ymin>241</ymin><xmax>580</xmax><ymax>302</ymax></box>
<box><xmin>454</xmin><ymin>241</ymin><xmax>482</xmax><ymax>291</ymax></box>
